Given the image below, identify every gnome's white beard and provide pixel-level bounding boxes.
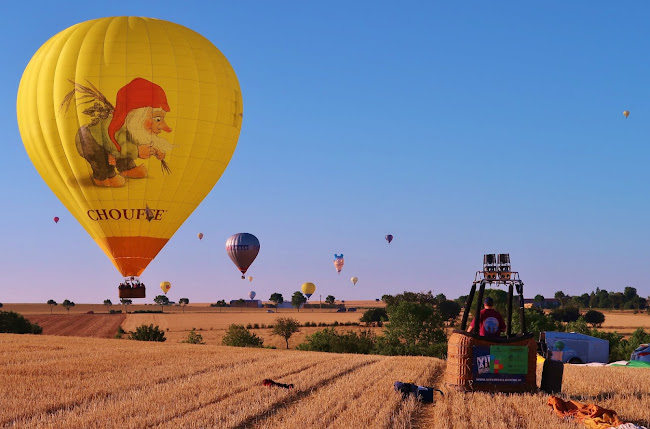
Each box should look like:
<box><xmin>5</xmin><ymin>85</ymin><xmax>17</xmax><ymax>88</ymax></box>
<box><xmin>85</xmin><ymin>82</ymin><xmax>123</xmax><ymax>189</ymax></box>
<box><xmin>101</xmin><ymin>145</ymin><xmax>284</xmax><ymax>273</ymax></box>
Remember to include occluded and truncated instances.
<box><xmin>124</xmin><ymin>107</ymin><xmax>177</xmax><ymax>153</ymax></box>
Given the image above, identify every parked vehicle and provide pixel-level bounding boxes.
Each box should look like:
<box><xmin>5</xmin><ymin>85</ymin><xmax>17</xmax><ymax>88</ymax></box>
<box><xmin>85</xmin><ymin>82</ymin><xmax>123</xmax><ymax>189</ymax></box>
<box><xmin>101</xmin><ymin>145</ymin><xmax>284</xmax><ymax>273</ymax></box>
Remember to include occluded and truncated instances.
<box><xmin>541</xmin><ymin>332</ymin><xmax>609</xmax><ymax>364</ymax></box>
<box><xmin>630</xmin><ymin>344</ymin><xmax>650</xmax><ymax>362</ymax></box>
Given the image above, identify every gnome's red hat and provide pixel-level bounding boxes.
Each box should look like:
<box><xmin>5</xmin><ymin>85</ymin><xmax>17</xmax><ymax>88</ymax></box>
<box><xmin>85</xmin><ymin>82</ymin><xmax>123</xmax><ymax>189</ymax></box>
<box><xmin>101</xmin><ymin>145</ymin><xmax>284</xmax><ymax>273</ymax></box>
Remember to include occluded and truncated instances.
<box><xmin>108</xmin><ymin>78</ymin><xmax>170</xmax><ymax>151</ymax></box>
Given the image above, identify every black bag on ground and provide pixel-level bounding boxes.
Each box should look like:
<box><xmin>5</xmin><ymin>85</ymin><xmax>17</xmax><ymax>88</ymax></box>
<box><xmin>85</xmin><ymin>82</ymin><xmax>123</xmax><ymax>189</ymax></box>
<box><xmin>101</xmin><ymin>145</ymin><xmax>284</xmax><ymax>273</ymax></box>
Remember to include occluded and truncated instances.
<box><xmin>393</xmin><ymin>381</ymin><xmax>442</xmax><ymax>403</ymax></box>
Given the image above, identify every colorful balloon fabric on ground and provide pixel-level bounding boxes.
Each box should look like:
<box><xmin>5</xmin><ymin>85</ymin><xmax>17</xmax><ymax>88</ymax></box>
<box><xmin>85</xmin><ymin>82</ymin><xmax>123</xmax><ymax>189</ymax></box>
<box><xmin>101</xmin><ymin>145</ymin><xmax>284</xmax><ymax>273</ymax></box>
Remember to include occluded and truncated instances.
<box><xmin>225</xmin><ymin>233</ymin><xmax>260</xmax><ymax>279</ymax></box>
<box><xmin>333</xmin><ymin>254</ymin><xmax>344</xmax><ymax>274</ymax></box>
<box><xmin>160</xmin><ymin>281</ymin><xmax>171</xmax><ymax>294</ymax></box>
<box><xmin>301</xmin><ymin>282</ymin><xmax>316</xmax><ymax>299</ymax></box>
<box><xmin>17</xmin><ymin>17</ymin><xmax>243</xmax><ymax>278</ymax></box>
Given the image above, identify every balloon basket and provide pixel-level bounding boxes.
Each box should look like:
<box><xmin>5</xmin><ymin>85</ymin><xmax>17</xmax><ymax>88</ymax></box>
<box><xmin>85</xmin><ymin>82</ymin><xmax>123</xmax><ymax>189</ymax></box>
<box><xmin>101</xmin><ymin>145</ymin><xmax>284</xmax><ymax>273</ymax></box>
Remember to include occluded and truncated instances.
<box><xmin>119</xmin><ymin>287</ymin><xmax>146</xmax><ymax>299</ymax></box>
<box><xmin>444</xmin><ymin>331</ymin><xmax>537</xmax><ymax>393</ymax></box>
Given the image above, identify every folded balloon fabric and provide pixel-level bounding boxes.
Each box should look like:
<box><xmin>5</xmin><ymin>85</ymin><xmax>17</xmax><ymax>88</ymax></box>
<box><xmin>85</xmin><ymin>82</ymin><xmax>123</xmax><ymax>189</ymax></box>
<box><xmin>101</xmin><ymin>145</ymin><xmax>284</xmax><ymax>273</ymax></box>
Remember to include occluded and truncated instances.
<box><xmin>548</xmin><ymin>396</ymin><xmax>624</xmax><ymax>429</ymax></box>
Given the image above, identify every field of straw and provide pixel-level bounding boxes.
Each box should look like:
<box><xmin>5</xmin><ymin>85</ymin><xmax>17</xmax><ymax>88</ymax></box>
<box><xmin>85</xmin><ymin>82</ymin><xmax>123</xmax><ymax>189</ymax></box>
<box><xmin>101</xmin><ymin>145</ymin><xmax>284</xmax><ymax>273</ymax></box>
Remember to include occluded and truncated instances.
<box><xmin>2</xmin><ymin>334</ymin><xmax>649</xmax><ymax>428</ymax></box>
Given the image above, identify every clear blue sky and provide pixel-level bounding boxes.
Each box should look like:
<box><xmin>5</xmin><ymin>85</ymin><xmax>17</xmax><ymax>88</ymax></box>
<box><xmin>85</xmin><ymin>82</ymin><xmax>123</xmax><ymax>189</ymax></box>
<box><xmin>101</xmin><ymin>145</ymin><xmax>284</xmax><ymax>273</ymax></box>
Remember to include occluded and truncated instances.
<box><xmin>1</xmin><ymin>2</ymin><xmax>648</xmax><ymax>303</ymax></box>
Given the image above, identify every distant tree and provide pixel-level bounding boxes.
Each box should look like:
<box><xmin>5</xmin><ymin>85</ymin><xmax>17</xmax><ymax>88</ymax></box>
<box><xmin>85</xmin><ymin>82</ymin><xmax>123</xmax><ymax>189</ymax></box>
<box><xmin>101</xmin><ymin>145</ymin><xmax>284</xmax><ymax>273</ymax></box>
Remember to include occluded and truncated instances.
<box><xmin>624</xmin><ymin>286</ymin><xmax>638</xmax><ymax>302</ymax></box>
<box><xmin>103</xmin><ymin>299</ymin><xmax>112</xmax><ymax>312</ymax></box>
<box><xmin>154</xmin><ymin>295</ymin><xmax>169</xmax><ymax>312</ymax></box>
<box><xmin>554</xmin><ymin>291</ymin><xmax>566</xmax><ymax>300</ymax></box>
<box><xmin>435</xmin><ymin>293</ymin><xmax>447</xmax><ymax>303</ymax></box>
<box><xmin>584</xmin><ymin>310</ymin><xmax>605</xmax><ymax>328</ymax></box>
<box><xmin>610</xmin><ymin>292</ymin><xmax>624</xmax><ymax>310</ymax></box>
<box><xmin>47</xmin><ymin>299</ymin><xmax>57</xmax><ymax>314</ymax></box>
<box><xmin>179</xmin><ymin>298</ymin><xmax>189</xmax><ymax>313</ymax></box>
<box><xmin>325</xmin><ymin>295</ymin><xmax>336</xmax><ymax>305</ymax></box>
<box><xmin>438</xmin><ymin>300</ymin><xmax>462</xmax><ymax>325</ymax></box>
<box><xmin>270</xmin><ymin>293</ymin><xmax>284</xmax><ymax>311</ymax></box>
<box><xmin>62</xmin><ymin>300</ymin><xmax>75</xmax><ymax>314</ymax></box>
<box><xmin>360</xmin><ymin>308</ymin><xmax>388</xmax><ymax>324</ymax></box>
<box><xmin>222</xmin><ymin>324</ymin><xmax>263</xmax><ymax>348</ymax></box>
<box><xmin>534</xmin><ymin>294</ymin><xmax>545</xmax><ymax>305</ymax></box>
<box><xmin>272</xmin><ymin>317</ymin><xmax>300</xmax><ymax>349</ymax></box>
<box><xmin>381</xmin><ymin>301</ymin><xmax>446</xmax><ymax>356</ymax></box>
<box><xmin>0</xmin><ymin>311</ymin><xmax>42</xmax><ymax>334</ymax></box>
<box><xmin>181</xmin><ymin>328</ymin><xmax>205</xmax><ymax>344</ymax></box>
<box><xmin>120</xmin><ymin>298</ymin><xmax>132</xmax><ymax>313</ymax></box>
<box><xmin>129</xmin><ymin>324</ymin><xmax>166</xmax><ymax>342</ymax></box>
<box><xmin>291</xmin><ymin>291</ymin><xmax>307</xmax><ymax>312</ymax></box>
<box><xmin>550</xmin><ymin>306</ymin><xmax>581</xmax><ymax>323</ymax></box>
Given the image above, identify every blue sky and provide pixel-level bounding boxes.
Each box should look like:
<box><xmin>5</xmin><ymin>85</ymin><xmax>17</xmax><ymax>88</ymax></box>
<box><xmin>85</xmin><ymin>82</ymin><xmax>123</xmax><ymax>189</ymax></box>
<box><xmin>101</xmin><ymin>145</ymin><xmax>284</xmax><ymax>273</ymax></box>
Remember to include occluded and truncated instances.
<box><xmin>1</xmin><ymin>2</ymin><xmax>648</xmax><ymax>303</ymax></box>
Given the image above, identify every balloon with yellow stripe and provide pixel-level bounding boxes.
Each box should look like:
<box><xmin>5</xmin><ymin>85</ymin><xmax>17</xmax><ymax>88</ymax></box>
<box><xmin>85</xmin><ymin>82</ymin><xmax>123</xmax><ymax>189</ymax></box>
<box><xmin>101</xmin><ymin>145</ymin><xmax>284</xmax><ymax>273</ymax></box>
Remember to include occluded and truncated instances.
<box><xmin>17</xmin><ymin>17</ymin><xmax>243</xmax><ymax>279</ymax></box>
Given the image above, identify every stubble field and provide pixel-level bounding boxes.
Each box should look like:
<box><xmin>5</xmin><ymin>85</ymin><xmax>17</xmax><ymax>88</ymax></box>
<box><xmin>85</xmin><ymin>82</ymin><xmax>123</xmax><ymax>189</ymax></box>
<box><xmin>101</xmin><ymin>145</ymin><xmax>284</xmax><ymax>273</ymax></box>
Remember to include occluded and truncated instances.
<box><xmin>1</xmin><ymin>334</ymin><xmax>649</xmax><ymax>428</ymax></box>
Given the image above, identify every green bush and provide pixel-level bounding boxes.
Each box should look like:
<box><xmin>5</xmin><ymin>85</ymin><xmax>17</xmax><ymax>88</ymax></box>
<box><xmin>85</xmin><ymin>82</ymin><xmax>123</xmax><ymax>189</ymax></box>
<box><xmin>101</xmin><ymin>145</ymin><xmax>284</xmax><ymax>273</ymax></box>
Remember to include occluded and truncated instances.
<box><xmin>297</xmin><ymin>328</ymin><xmax>376</xmax><ymax>354</ymax></box>
<box><xmin>0</xmin><ymin>311</ymin><xmax>42</xmax><ymax>334</ymax></box>
<box><xmin>584</xmin><ymin>310</ymin><xmax>606</xmax><ymax>328</ymax></box>
<box><xmin>246</xmin><ymin>323</ymin><xmax>253</xmax><ymax>329</ymax></box>
<box><xmin>253</xmin><ymin>323</ymin><xmax>260</xmax><ymax>329</ymax></box>
<box><xmin>129</xmin><ymin>324</ymin><xmax>166</xmax><ymax>342</ymax></box>
<box><xmin>115</xmin><ymin>326</ymin><xmax>126</xmax><ymax>339</ymax></box>
<box><xmin>222</xmin><ymin>324</ymin><xmax>264</xmax><ymax>348</ymax></box>
<box><xmin>182</xmin><ymin>328</ymin><xmax>205</xmax><ymax>344</ymax></box>
<box><xmin>132</xmin><ymin>310</ymin><xmax>163</xmax><ymax>314</ymax></box>
<box><xmin>360</xmin><ymin>308</ymin><xmax>388</xmax><ymax>324</ymax></box>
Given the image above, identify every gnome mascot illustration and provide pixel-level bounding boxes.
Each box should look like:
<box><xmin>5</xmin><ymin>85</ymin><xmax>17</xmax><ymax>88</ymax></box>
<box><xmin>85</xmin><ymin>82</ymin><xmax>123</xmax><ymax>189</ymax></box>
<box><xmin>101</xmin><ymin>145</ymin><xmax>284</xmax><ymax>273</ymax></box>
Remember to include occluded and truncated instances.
<box><xmin>65</xmin><ymin>78</ymin><xmax>175</xmax><ymax>187</ymax></box>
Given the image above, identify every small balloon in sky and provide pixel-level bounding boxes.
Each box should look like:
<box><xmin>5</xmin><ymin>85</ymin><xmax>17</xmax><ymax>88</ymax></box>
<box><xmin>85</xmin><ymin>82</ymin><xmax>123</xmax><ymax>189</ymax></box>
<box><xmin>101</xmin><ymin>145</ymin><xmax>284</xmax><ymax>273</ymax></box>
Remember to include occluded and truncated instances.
<box><xmin>385</xmin><ymin>234</ymin><xmax>393</xmax><ymax>244</ymax></box>
<box><xmin>226</xmin><ymin>233</ymin><xmax>261</xmax><ymax>279</ymax></box>
<box><xmin>333</xmin><ymin>254</ymin><xmax>344</xmax><ymax>274</ymax></box>
<box><xmin>160</xmin><ymin>281</ymin><xmax>171</xmax><ymax>294</ymax></box>
<box><xmin>53</xmin><ymin>217</ymin><xmax>59</xmax><ymax>224</ymax></box>
<box><xmin>197</xmin><ymin>233</ymin><xmax>204</xmax><ymax>240</ymax></box>
<box><xmin>248</xmin><ymin>276</ymin><xmax>253</xmax><ymax>282</ymax></box>
<box><xmin>301</xmin><ymin>282</ymin><xmax>316</xmax><ymax>299</ymax></box>
<box><xmin>623</xmin><ymin>110</ymin><xmax>630</xmax><ymax>118</ymax></box>
<box><xmin>351</xmin><ymin>276</ymin><xmax>358</xmax><ymax>286</ymax></box>
<box><xmin>248</xmin><ymin>290</ymin><xmax>256</xmax><ymax>300</ymax></box>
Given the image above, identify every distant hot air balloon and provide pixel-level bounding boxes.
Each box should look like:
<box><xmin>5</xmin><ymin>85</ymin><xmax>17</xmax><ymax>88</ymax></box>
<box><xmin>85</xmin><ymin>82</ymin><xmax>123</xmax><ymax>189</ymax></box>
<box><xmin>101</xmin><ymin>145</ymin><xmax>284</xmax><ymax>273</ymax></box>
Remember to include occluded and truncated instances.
<box><xmin>226</xmin><ymin>233</ymin><xmax>260</xmax><ymax>279</ymax></box>
<box><xmin>623</xmin><ymin>110</ymin><xmax>630</xmax><ymax>118</ymax></box>
<box><xmin>160</xmin><ymin>281</ymin><xmax>171</xmax><ymax>294</ymax></box>
<box><xmin>351</xmin><ymin>276</ymin><xmax>358</xmax><ymax>286</ymax></box>
<box><xmin>17</xmin><ymin>17</ymin><xmax>243</xmax><ymax>294</ymax></box>
<box><xmin>53</xmin><ymin>217</ymin><xmax>59</xmax><ymax>224</ymax></box>
<box><xmin>301</xmin><ymin>282</ymin><xmax>316</xmax><ymax>299</ymax></box>
<box><xmin>197</xmin><ymin>233</ymin><xmax>204</xmax><ymax>240</ymax></box>
<box><xmin>248</xmin><ymin>276</ymin><xmax>253</xmax><ymax>282</ymax></box>
<box><xmin>385</xmin><ymin>235</ymin><xmax>393</xmax><ymax>244</ymax></box>
<box><xmin>248</xmin><ymin>291</ymin><xmax>256</xmax><ymax>300</ymax></box>
<box><xmin>333</xmin><ymin>254</ymin><xmax>344</xmax><ymax>274</ymax></box>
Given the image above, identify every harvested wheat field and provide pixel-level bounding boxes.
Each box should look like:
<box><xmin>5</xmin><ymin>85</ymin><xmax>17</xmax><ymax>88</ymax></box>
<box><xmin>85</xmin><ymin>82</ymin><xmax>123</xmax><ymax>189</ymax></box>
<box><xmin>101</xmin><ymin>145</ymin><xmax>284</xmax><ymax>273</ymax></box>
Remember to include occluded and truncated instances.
<box><xmin>0</xmin><ymin>334</ymin><xmax>439</xmax><ymax>428</ymax></box>
<box><xmin>2</xmin><ymin>334</ymin><xmax>649</xmax><ymax>428</ymax></box>
<box><xmin>24</xmin><ymin>314</ymin><xmax>126</xmax><ymax>338</ymax></box>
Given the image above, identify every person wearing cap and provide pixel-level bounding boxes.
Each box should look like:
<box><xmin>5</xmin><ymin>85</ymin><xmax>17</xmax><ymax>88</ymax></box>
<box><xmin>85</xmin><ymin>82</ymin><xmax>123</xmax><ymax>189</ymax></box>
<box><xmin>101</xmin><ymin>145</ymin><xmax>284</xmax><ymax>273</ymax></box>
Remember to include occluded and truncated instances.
<box><xmin>74</xmin><ymin>78</ymin><xmax>174</xmax><ymax>187</ymax></box>
<box><xmin>468</xmin><ymin>296</ymin><xmax>505</xmax><ymax>338</ymax></box>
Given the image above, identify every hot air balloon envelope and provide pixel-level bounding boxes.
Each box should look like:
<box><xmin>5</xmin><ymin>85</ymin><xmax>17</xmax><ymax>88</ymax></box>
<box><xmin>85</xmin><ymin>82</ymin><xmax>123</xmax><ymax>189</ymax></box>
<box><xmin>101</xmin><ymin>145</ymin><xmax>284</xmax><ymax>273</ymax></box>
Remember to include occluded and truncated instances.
<box><xmin>301</xmin><ymin>282</ymin><xmax>316</xmax><ymax>299</ymax></box>
<box><xmin>226</xmin><ymin>233</ymin><xmax>260</xmax><ymax>279</ymax></box>
<box><xmin>17</xmin><ymin>17</ymin><xmax>243</xmax><ymax>279</ymax></box>
<box><xmin>351</xmin><ymin>276</ymin><xmax>358</xmax><ymax>285</ymax></box>
<box><xmin>333</xmin><ymin>254</ymin><xmax>344</xmax><ymax>274</ymax></box>
<box><xmin>623</xmin><ymin>110</ymin><xmax>630</xmax><ymax>118</ymax></box>
<box><xmin>248</xmin><ymin>291</ymin><xmax>256</xmax><ymax>300</ymax></box>
<box><xmin>160</xmin><ymin>281</ymin><xmax>171</xmax><ymax>294</ymax></box>
<box><xmin>197</xmin><ymin>233</ymin><xmax>204</xmax><ymax>240</ymax></box>
<box><xmin>53</xmin><ymin>217</ymin><xmax>59</xmax><ymax>224</ymax></box>
<box><xmin>385</xmin><ymin>235</ymin><xmax>393</xmax><ymax>244</ymax></box>
<box><xmin>248</xmin><ymin>276</ymin><xmax>253</xmax><ymax>282</ymax></box>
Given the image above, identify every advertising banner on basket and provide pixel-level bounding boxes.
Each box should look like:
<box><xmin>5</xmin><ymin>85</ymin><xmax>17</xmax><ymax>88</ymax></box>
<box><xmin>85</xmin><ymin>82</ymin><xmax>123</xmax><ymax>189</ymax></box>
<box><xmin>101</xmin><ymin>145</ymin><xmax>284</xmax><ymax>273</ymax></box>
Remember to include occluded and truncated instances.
<box><xmin>472</xmin><ymin>346</ymin><xmax>528</xmax><ymax>384</ymax></box>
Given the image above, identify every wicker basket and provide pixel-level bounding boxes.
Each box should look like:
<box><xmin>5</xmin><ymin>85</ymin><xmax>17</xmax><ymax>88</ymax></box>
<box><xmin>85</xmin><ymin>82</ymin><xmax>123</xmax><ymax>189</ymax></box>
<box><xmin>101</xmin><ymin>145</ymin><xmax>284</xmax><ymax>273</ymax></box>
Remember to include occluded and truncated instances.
<box><xmin>444</xmin><ymin>330</ymin><xmax>537</xmax><ymax>393</ymax></box>
<box><xmin>118</xmin><ymin>287</ymin><xmax>146</xmax><ymax>299</ymax></box>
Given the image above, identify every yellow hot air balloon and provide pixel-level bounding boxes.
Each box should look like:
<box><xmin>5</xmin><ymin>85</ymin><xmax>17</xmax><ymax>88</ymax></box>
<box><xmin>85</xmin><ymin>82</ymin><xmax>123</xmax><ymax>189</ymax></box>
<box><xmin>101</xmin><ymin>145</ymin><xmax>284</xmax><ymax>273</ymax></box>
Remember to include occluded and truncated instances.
<box><xmin>17</xmin><ymin>17</ymin><xmax>243</xmax><ymax>281</ymax></box>
<box><xmin>623</xmin><ymin>110</ymin><xmax>630</xmax><ymax>118</ymax></box>
<box><xmin>160</xmin><ymin>281</ymin><xmax>171</xmax><ymax>294</ymax></box>
<box><xmin>247</xmin><ymin>276</ymin><xmax>253</xmax><ymax>282</ymax></box>
<box><xmin>197</xmin><ymin>233</ymin><xmax>204</xmax><ymax>240</ymax></box>
<box><xmin>301</xmin><ymin>282</ymin><xmax>316</xmax><ymax>299</ymax></box>
<box><xmin>351</xmin><ymin>276</ymin><xmax>358</xmax><ymax>285</ymax></box>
